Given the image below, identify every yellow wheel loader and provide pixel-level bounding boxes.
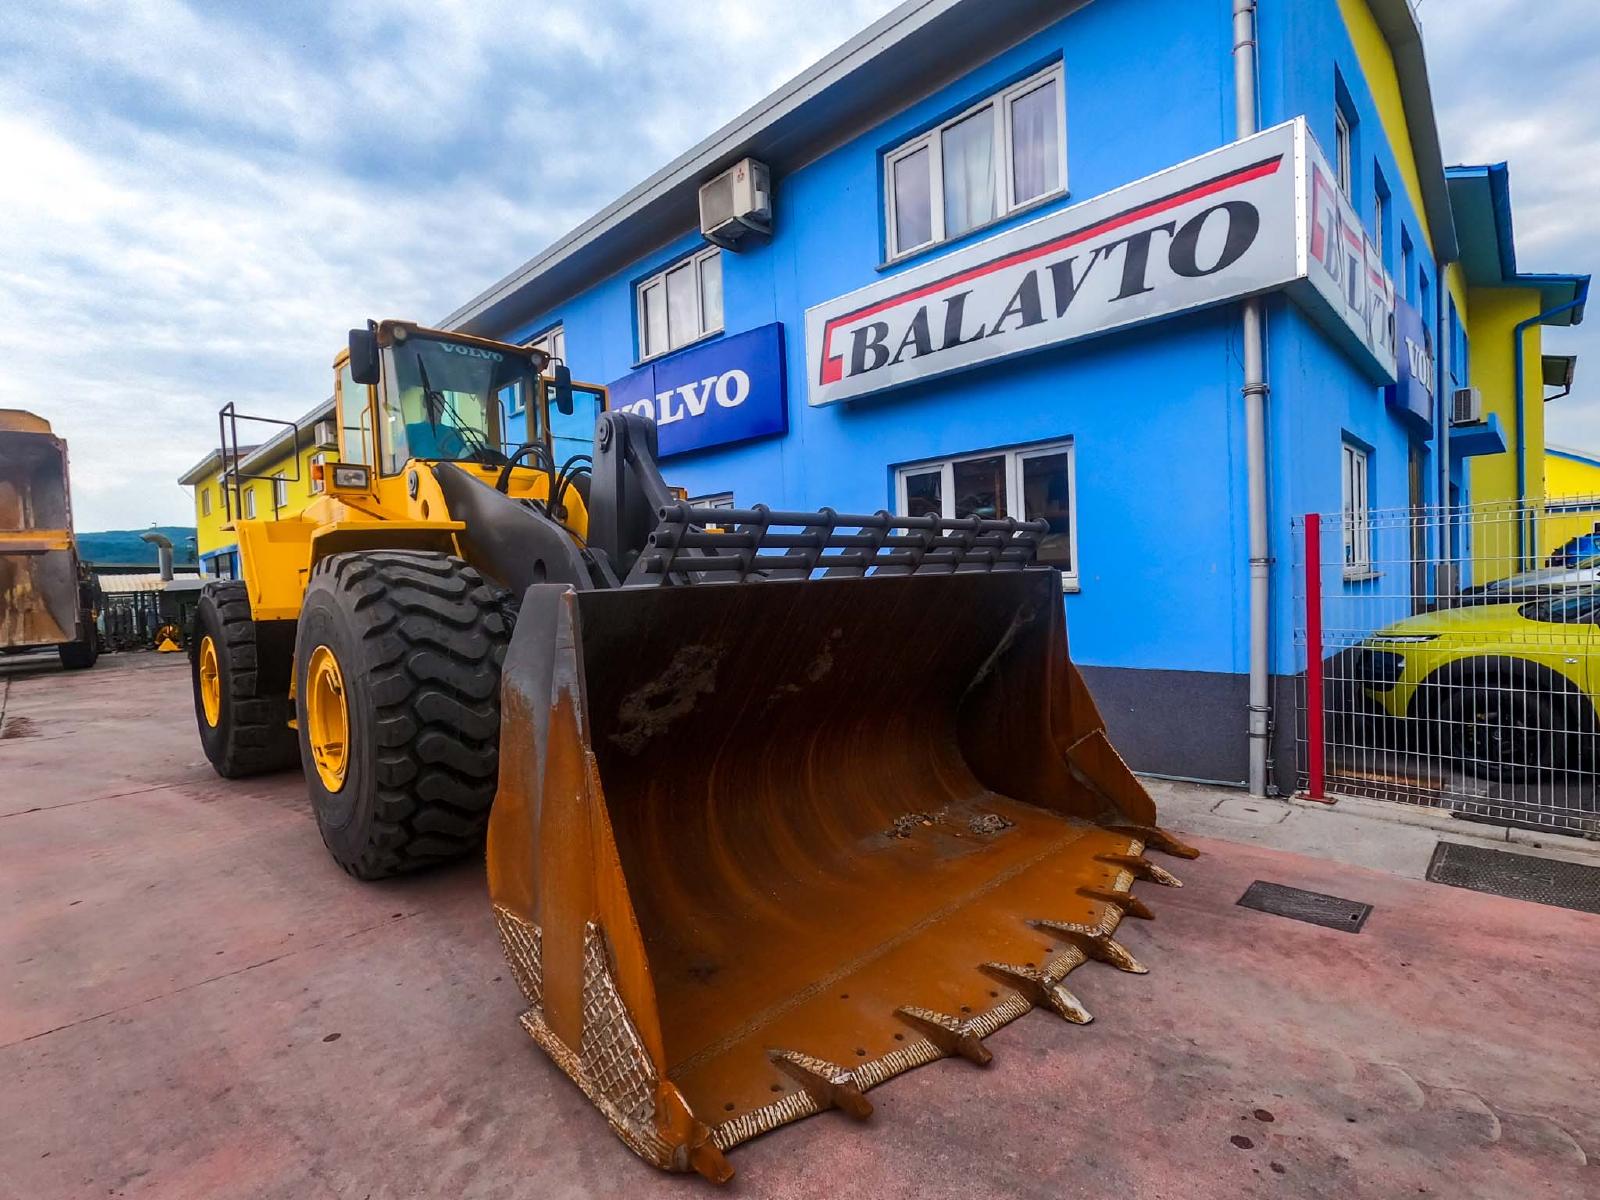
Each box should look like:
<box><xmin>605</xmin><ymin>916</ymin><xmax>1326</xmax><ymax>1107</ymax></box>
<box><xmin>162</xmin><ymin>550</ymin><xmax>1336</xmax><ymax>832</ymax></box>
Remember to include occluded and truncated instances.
<box><xmin>191</xmin><ymin>319</ymin><xmax>1195</xmax><ymax>1183</ymax></box>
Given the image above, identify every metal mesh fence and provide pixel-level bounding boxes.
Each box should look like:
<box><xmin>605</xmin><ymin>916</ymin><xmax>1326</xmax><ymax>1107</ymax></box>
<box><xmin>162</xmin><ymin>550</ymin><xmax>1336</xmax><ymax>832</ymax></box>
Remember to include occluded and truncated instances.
<box><xmin>1293</xmin><ymin>496</ymin><xmax>1600</xmax><ymax>837</ymax></box>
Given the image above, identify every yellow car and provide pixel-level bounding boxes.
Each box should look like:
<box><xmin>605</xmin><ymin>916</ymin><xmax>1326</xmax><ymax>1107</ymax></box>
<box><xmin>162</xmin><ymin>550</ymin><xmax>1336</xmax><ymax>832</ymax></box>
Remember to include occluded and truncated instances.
<box><xmin>1353</xmin><ymin>589</ymin><xmax>1598</xmax><ymax>778</ymax></box>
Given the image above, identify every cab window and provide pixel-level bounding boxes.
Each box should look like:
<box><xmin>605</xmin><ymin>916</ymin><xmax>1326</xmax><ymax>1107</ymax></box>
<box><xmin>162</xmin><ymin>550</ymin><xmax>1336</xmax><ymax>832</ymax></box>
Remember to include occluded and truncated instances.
<box><xmin>337</xmin><ymin>361</ymin><xmax>373</xmax><ymax>466</ymax></box>
<box><xmin>544</xmin><ymin>381</ymin><xmax>606</xmax><ymax>468</ymax></box>
<box><xmin>380</xmin><ymin>335</ymin><xmax>532</xmax><ymax>474</ymax></box>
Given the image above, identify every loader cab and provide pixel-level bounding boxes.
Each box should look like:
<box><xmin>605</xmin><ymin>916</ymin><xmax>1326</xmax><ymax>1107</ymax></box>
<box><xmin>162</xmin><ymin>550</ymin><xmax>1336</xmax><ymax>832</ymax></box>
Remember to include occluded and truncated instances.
<box><xmin>342</xmin><ymin>322</ymin><xmax>606</xmax><ymax>478</ymax></box>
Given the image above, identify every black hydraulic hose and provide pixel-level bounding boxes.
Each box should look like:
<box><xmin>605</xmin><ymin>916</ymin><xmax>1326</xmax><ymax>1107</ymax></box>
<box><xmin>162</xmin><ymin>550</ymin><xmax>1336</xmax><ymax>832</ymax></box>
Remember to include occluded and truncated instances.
<box><xmin>495</xmin><ymin>442</ymin><xmax>554</xmax><ymax>492</ymax></box>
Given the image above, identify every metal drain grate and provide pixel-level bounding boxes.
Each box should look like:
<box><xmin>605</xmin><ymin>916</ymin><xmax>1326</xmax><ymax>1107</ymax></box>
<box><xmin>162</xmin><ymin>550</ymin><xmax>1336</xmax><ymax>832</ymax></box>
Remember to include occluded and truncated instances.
<box><xmin>1426</xmin><ymin>842</ymin><xmax>1600</xmax><ymax>916</ymax></box>
<box><xmin>1236</xmin><ymin>881</ymin><xmax>1372</xmax><ymax>933</ymax></box>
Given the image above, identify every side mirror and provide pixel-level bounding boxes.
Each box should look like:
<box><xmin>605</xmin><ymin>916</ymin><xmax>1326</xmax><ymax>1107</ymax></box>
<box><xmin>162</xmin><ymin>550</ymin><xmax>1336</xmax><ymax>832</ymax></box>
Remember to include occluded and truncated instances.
<box><xmin>348</xmin><ymin>328</ymin><xmax>380</xmax><ymax>386</ymax></box>
<box><xmin>553</xmin><ymin>363</ymin><xmax>574</xmax><ymax>415</ymax></box>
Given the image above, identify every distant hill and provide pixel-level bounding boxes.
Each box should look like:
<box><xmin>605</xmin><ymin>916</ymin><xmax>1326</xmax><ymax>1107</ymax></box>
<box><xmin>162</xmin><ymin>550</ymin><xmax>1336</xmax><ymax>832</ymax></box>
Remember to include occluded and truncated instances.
<box><xmin>77</xmin><ymin>526</ymin><xmax>199</xmax><ymax>567</ymax></box>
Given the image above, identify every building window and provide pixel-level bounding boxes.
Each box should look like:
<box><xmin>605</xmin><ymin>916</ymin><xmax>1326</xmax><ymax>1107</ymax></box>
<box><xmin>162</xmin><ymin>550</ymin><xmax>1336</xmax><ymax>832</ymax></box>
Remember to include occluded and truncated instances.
<box><xmin>272</xmin><ymin>473</ymin><xmax>289</xmax><ymax>510</ymax></box>
<box><xmin>637</xmin><ymin>248</ymin><xmax>722</xmax><ymax>361</ymax></box>
<box><xmin>688</xmin><ymin>492</ymin><xmax>734</xmax><ymax>509</ymax></box>
<box><xmin>510</xmin><ymin>326</ymin><xmax>568</xmax><ymax>415</ymax></box>
<box><xmin>1341</xmin><ymin>441</ymin><xmax>1372</xmax><ymax>578</ymax></box>
<box><xmin>241</xmin><ymin>486</ymin><xmax>256</xmax><ymax>520</ymax></box>
<box><xmin>309</xmin><ymin>452</ymin><xmax>327</xmax><ymax>494</ymax></box>
<box><xmin>1333</xmin><ymin>107</ymin><xmax>1353</xmax><ymax>198</ymax></box>
<box><xmin>885</xmin><ymin>63</ymin><xmax>1066</xmax><ymax>261</ymax></box>
<box><xmin>1372</xmin><ymin>168</ymin><xmax>1389</xmax><ymax>265</ymax></box>
<box><xmin>199</xmin><ymin>487</ymin><xmax>212</xmax><ymax>517</ymax></box>
<box><xmin>895</xmin><ymin>440</ymin><xmax>1077</xmax><ymax>585</ymax></box>
<box><xmin>1400</xmin><ymin>228</ymin><xmax>1415</xmax><ymax>305</ymax></box>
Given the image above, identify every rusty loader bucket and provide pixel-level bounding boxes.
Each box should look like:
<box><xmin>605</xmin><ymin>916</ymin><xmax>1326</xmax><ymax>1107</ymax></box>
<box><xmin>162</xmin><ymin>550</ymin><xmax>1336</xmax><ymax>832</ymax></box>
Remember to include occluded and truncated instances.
<box><xmin>486</xmin><ymin>512</ymin><xmax>1195</xmax><ymax>1182</ymax></box>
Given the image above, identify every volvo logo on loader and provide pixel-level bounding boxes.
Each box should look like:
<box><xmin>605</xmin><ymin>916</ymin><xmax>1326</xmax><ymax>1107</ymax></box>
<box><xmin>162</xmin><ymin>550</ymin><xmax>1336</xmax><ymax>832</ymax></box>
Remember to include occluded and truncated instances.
<box><xmin>439</xmin><ymin>342</ymin><xmax>503</xmax><ymax>361</ymax></box>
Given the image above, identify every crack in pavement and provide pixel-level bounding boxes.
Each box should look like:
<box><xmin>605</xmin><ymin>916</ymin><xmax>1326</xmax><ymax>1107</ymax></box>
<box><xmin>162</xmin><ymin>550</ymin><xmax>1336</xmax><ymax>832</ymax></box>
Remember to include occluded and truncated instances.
<box><xmin>0</xmin><ymin>780</ymin><xmax>210</xmax><ymax>820</ymax></box>
<box><xmin>1</xmin><ymin>910</ymin><xmax>421</xmax><ymax>1051</ymax></box>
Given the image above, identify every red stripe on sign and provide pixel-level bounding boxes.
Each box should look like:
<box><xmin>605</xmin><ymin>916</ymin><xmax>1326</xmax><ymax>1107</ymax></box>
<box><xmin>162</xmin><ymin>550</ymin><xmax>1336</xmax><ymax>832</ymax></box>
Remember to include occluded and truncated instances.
<box><xmin>819</xmin><ymin>153</ymin><xmax>1286</xmax><ymax>385</ymax></box>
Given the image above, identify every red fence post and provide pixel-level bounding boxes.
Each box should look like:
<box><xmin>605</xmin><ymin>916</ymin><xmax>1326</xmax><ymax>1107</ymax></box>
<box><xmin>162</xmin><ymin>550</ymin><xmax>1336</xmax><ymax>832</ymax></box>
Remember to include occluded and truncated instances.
<box><xmin>1303</xmin><ymin>512</ymin><xmax>1327</xmax><ymax>801</ymax></box>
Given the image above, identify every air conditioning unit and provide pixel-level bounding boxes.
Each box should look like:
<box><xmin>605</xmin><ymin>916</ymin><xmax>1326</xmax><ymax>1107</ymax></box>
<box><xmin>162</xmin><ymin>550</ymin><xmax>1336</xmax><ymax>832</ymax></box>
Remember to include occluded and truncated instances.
<box><xmin>312</xmin><ymin>418</ymin><xmax>338</xmax><ymax>448</ymax></box>
<box><xmin>1449</xmin><ymin>387</ymin><xmax>1483</xmax><ymax>425</ymax></box>
<box><xmin>698</xmin><ymin>157</ymin><xmax>772</xmax><ymax>249</ymax></box>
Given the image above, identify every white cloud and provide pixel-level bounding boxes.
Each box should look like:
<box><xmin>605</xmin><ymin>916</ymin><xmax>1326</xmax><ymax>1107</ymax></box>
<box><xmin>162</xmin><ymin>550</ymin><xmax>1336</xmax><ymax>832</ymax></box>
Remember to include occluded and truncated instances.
<box><xmin>1420</xmin><ymin>0</ymin><xmax>1600</xmax><ymax>455</ymax></box>
<box><xmin>17</xmin><ymin>0</ymin><xmax>1587</xmax><ymax>533</ymax></box>
<box><xmin>0</xmin><ymin>0</ymin><xmax>897</xmax><ymax>530</ymax></box>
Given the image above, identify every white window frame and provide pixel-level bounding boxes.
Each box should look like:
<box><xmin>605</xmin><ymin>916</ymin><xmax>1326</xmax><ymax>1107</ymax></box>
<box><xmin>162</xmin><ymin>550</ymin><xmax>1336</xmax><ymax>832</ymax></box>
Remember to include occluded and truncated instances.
<box><xmin>636</xmin><ymin>247</ymin><xmax>723</xmax><ymax>362</ymax></box>
<box><xmin>515</xmin><ymin>326</ymin><xmax>567</xmax><ymax>414</ymax></box>
<box><xmin>272</xmin><ymin>472</ymin><xmax>289</xmax><ymax>511</ymax></box>
<box><xmin>241</xmin><ymin>486</ymin><xmax>257</xmax><ymax>520</ymax></box>
<box><xmin>894</xmin><ymin>439</ymin><xmax>1078</xmax><ymax>588</ymax></box>
<box><xmin>309</xmin><ymin>452</ymin><xmax>327</xmax><ymax>494</ymax></box>
<box><xmin>1341</xmin><ymin>441</ymin><xmax>1372</xmax><ymax>578</ymax></box>
<box><xmin>688</xmin><ymin>492</ymin><xmax>734</xmax><ymax>509</ymax></box>
<box><xmin>199</xmin><ymin>487</ymin><xmax>211</xmax><ymax>517</ymax></box>
<box><xmin>1334</xmin><ymin>106</ymin><xmax>1353</xmax><ymax>198</ymax></box>
<box><xmin>1372</xmin><ymin>183</ymin><xmax>1385</xmax><ymax>263</ymax></box>
<box><xmin>884</xmin><ymin>63</ymin><xmax>1067</xmax><ymax>262</ymax></box>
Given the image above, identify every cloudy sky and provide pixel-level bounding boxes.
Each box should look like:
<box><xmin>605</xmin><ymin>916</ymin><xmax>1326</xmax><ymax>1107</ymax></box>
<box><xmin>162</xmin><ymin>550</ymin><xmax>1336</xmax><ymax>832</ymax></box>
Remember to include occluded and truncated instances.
<box><xmin>1</xmin><ymin>0</ymin><xmax>1594</xmax><ymax>531</ymax></box>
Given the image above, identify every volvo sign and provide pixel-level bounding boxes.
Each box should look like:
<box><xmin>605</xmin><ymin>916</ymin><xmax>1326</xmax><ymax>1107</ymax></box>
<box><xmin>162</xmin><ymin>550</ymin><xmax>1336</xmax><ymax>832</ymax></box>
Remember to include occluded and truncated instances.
<box><xmin>609</xmin><ymin>322</ymin><xmax>787</xmax><ymax>457</ymax></box>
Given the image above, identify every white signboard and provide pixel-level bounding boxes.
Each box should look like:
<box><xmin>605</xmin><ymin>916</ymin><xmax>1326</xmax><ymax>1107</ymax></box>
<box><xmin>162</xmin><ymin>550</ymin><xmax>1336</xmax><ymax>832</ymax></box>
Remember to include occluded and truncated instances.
<box><xmin>804</xmin><ymin>118</ymin><xmax>1395</xmax><ymax>407</ymax></box>
<box><xmin>1299</xmin><ymin>125</ymin><xmax>1398</xmax><ymax>378</ymax></box>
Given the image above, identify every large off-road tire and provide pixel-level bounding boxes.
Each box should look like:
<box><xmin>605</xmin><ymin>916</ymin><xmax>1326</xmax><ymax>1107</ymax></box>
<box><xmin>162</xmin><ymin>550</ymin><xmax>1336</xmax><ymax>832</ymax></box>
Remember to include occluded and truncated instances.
<box><xmin>58</xmin><ymin>634</ymin><xmax>98</xmax><ymax>670</ymax></box>
<box><xmin>294</xmin><ymin>551</ymin><xmax>510</xmax><ymax>880</ymax></box>
<box><xmin>191</xmin><ymin>581</ymin><xmax>300</xmax><ymax>777</ymax></box>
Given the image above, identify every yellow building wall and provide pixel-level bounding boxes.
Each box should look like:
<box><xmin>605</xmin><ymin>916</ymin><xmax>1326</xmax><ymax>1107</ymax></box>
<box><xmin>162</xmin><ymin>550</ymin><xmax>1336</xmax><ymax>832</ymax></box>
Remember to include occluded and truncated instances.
<box><xmin>191</xmin><ymin>435</ymin><xmax>336</xmax><ymax>564</ymax></box>
<box><xmin>1464</xmin><ymin>287</ymin><xmax>1545</xmax><ymax>580</ymax></box>
<box><xmin>1338</xmin><ymin>0</ymin><xmax>1435</xmax><ymax>257</ymax></box>
<box><xmin>193</xmin><ymin>473</ymin><xmax>232</xmax><ymax>558</ymax></box>
<box><xmin>1546</xmin><ymin>450</ymin><xmax>1600</xmax><ymax>498</ymax></box>
<box><xmin>1540</xmin><ymin>450</ymin><xmax>1600</xmax><ymax>563</ymax></box>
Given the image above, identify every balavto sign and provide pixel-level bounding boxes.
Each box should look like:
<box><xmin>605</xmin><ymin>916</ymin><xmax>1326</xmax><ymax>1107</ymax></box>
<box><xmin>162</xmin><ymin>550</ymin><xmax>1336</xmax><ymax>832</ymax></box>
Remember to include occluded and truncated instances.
<box><xmin>609</xmin><ymin>322</ymin><xmax>787</xmax><ymax>457</ymax></box>
<box><xmin>805</xmin><ymin>118</ymin><xmax>1395</xmax><ymax>407</ymax></box>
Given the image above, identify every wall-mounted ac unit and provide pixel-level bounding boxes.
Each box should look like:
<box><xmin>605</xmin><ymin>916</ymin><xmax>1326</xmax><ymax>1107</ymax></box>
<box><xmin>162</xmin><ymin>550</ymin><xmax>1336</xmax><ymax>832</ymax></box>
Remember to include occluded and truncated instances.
<box><xmin>1449</xmin><ymin>387</ymin><xmax>1483</xmax><ymax>425</ymax></box>
<box><xmin>699</xmin><ymin>157</ymin><xmax>772</xmax><ymax>250</ymax></box>
<box><xmin>312</xmin><ymin>418</ymin><xmax>338</xmax><ymax>448</ymax></box>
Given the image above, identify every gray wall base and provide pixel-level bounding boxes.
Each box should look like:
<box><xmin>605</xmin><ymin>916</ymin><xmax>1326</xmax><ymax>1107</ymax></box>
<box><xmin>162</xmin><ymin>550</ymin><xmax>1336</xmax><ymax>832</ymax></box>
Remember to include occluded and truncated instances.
<box><xmin>1078</xmin><ymin>665</ymin><xmax>1300</xmax><ymax>795</ymax></box>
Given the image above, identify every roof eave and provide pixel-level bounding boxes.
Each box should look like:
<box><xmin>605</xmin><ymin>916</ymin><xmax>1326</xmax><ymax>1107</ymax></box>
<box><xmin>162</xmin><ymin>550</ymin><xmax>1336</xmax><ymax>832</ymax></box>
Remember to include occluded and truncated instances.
<box><xmin>233</xmin><ymin>396</ymin><xmax>337</xmax><ymax>476</ymax></box>
<box><xmin>1371</xmin><ymin>0</ymin><xmax>1459</xmax><ymax>263</ymax></box>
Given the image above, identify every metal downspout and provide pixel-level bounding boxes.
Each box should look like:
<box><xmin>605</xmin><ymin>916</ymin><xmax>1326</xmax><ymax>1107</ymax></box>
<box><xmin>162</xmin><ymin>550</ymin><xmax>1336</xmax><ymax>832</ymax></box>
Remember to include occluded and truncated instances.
<box><xmin>1512</xmin><ymin>279</ymin><xmax>1589</xmax><ymax>567</ymax></box>
<box><xmin>1234</xmin><ymin>0</ymin><xmax>1271</xmax><ymax>795</ymax></box>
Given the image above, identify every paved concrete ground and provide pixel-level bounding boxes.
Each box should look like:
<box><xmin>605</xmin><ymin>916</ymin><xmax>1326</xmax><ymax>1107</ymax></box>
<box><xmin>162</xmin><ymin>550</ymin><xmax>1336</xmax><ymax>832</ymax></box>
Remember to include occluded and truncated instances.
<box><xmin>2</xmin><ymin>651</ymin><xmax>1597</xmax><ymax>1199</ymax></box>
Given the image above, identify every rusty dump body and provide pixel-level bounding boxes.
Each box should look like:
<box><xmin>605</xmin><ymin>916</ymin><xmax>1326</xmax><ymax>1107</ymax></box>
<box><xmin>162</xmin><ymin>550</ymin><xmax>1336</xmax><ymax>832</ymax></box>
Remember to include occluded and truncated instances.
<box><xmin>0</xmin><ymin>411</ymin><xmax>88</xmax><ymax>651</ymax></box>
<box><xmin>485</xmin><ymin>482</ymin><xmax>1196</xmax><ymax>1181</ymax></box>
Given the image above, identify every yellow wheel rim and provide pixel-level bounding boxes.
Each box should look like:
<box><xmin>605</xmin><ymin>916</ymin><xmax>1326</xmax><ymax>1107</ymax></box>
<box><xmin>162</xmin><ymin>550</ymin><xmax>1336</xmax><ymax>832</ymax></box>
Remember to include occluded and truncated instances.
<box><xmin>306</xmin><ymin>645</ymin><xmax>350</xmax><ymax>792</ymax></box>
<box><xmin>198</xmin><ymin>635</ymin><xmax>222</xmax><ymax>727</ymax></box>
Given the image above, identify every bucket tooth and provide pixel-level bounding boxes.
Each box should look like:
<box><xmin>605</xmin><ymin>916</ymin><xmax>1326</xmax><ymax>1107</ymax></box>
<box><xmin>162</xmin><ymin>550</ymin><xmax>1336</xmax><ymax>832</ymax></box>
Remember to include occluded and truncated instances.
<box><xmin>769</xmin><ymin>1050</ymin><xmax>873</xmax><ymax>1120</ymax></box>
<box><xmin>1107</xmin><ymin>823</ymin><xmax>1200</xmax><ymax>860</ymax></box>
<box><xmin>1096</xmin><ymin>852</ymin><xmax>1184</xmax><ymax>888</ymax></box>
<box><xmin>895</xmin><ymin>1006</ymin><xmax>993</xmax><ymax>1065</ymax></box>
<box><xmin>687</xmin><ymin>1138</ymin><xmax>734</xmax><ymax>1185</ymax></box>
<box><xmin>981</xmin><ymin>962</ymin><xmax>1093</xmax><ymax>1024</ymax></box>
<box><xmin>1078</xmin><ymin>887</ymin><xmax>1155</xmax><ymax>920</ymax></box>
<box><xmin>1032</xmin><ymin>921</ymin><xmax>1147</xmax><ymax>974</ymax></box>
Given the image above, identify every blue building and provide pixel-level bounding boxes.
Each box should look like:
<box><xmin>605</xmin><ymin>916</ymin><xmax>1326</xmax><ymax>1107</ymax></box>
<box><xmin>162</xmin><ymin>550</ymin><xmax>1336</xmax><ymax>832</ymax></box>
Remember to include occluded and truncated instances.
<box><xmin>433</xmin><ymin>0</ymin><xmax>1582</xmax><ymax>792</ymax></box>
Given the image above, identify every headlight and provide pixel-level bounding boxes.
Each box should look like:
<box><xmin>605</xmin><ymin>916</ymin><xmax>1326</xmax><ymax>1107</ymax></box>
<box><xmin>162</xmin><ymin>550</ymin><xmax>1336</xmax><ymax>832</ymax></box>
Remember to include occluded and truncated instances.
<box><xmin>330</xmin><ymin>464</ymin><xmax>371</xmax><ymax>490</ymax></box>
<box><xmin>1369</xmin><ymin>634</ymin><xmax>1438</xmax><ymax>644</ymax></box>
